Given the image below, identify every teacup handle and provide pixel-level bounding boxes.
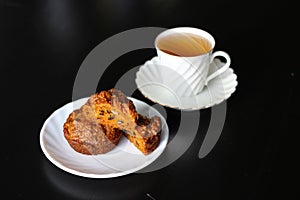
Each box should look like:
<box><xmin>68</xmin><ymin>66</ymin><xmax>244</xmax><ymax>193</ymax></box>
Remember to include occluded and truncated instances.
<box><xmin>205</xmin><ymin>51</ymin><xmax>231</xmax><ymax>84</ymax></box>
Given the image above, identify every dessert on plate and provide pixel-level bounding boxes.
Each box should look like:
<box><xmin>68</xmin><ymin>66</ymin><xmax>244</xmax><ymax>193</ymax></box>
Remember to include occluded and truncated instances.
<box><xmin>63</xmin><ymin>89</ymin><xmax>161</xmax><ymax>155</ymax></box>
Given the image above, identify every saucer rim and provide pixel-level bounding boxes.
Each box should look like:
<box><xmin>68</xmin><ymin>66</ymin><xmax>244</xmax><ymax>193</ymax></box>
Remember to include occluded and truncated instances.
<box><xmin>135</xmin><ymin>57</ymin><xmax>238</xmax><ymax>111</ymax></box>
<box><xmin>136</xmin><ymin>81</ymin><xmax>237</xmax><ymax>111</ymax></box>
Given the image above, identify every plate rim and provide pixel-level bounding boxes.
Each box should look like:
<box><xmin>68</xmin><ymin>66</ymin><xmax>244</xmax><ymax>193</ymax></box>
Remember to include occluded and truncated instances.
<box><xmin>40</xmin><ymin>97</ymin><xmax>169</xmax><ymax>178</ymax></box>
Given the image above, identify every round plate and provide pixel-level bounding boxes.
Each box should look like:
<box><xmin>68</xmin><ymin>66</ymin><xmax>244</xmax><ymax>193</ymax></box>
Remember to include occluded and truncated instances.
<box><xmin>135</xmin><ymin>57</ymin><xmax>238</xmax><ymax>110</ymax></box>
<box><xmin>40</xmin><ymin>97</ymin><xmax>169</xmax><ymax>178</ymax></box>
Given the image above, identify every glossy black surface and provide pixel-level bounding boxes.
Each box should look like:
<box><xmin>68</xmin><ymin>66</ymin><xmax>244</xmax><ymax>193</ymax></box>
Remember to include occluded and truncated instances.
<box><xmin>1</xmin><ymin>0</ymin><xmax>297</xmax><ymax>199</ymax></box>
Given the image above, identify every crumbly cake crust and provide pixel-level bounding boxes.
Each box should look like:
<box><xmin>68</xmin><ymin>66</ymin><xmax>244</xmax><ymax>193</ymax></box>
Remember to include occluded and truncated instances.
<box><xmin>63</xmin><ymin>109</ymin><xmax>123</xmax><ymax>155</ymax></box>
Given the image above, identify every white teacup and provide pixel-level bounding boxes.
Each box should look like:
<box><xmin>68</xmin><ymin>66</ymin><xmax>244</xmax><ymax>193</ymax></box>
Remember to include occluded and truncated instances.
<box><xmin>155</xmin><ymin>27</ymin><xmax>231</xmax><ymax>97</ymax></box>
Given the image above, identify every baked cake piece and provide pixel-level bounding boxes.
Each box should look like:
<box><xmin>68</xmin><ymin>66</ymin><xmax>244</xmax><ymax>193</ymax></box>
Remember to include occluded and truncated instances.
<box><xmin>63</xmin><ymin>89</ymin><xmax>161</xmax><ymax>155</ymax></box>
<box><xmin>87</xmin><ymin>89</ymin><xmax>162</xmax><ymax>155</ymax></box>
<box><xmin>63</xmin><ymin>106</ymin><xmax>123</xmax><ymax>155</ymax></box>
<box><xmin>124</xmin><ymin>114</ymin><xmax>161</xmax><ymax>155</ymax></box>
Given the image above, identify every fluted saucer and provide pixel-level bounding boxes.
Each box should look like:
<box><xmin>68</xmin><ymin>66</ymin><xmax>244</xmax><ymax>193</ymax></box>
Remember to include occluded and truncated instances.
<box><xmin>135</xmin><ymin>57</ymin><xmax>237</xmax><ymax>110</ymax></box>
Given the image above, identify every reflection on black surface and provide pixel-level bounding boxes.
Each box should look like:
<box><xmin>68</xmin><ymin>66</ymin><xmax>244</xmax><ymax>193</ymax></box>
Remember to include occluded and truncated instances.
<box><xmin>41</xmin><ymin>158</ymin><xmax>163</xmax><ymax>200</ymax></box>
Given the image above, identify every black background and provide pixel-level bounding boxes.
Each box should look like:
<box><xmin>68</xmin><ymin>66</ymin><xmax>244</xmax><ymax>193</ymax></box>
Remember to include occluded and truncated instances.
<box><xmin>1</xmin><ymin>0</ymin><xmax>298</xmax><ymax>199</ymax></box>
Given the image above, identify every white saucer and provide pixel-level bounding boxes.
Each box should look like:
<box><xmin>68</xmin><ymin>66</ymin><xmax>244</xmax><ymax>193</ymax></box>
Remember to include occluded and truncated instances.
<box><xmin>135</xmin><ymin>57</ymin><xmax>238</xmax><ymax>110</ymax></box>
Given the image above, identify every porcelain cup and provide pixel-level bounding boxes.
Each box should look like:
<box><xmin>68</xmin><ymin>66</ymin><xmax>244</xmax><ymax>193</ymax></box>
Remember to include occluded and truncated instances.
<box><xmin>155</xmin><ymin>27</ymin><xmax>231</xmax><ymax>96</ymax></box>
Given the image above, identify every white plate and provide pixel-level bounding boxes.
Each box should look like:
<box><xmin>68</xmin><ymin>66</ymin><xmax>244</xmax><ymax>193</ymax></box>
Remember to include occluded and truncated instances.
<box><xmin>135</xmin><ymin>57</ymin><xmax>238</xmax><ymax>110</ymax></box>
<box><xmin>40</xmin><ymin>97</ymin><xmax>169</xmax><ymax>178</ymax></box>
